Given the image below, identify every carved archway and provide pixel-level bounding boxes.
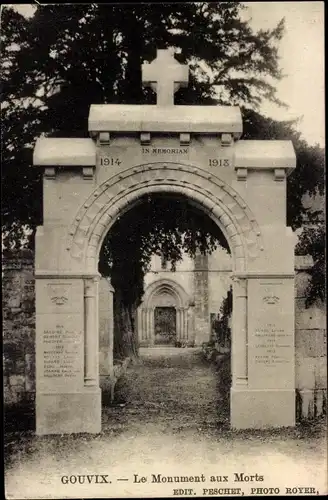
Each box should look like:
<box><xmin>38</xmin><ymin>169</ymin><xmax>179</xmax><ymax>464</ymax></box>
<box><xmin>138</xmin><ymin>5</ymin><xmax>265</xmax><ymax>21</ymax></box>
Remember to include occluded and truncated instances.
<box><xmin>65</xmin><ymin>162</ymin><xmax>258</xmax><ymax>374</ymax></box>
<box><xmin>61</xmin><ymin>162</ymin><xmax>258</xmax><ymax>392</ymax></box>
<box><xmin>65</xmin><ymin>162</ymin><xmax>263</xmax><ymax>274</ymax></box>
<box><xmin>138</xmin><ymin>278</ymin><xmax>191</xmax><ymax>345</ymax></box>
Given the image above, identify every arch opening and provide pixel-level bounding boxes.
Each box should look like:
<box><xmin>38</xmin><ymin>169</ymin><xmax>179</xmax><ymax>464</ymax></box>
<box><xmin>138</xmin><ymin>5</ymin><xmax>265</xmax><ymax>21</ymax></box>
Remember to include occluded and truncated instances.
<box><xmin>97</xmin><ymin>190</ymin><xmax>236</xmax><ymax>360</ymax></box>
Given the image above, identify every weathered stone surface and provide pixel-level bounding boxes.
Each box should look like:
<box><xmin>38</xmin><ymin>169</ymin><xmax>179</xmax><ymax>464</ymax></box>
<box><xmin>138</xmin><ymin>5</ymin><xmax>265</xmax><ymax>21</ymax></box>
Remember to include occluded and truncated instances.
<box><xmin>295</xmin><ymin>271</ymin><xmax>312</xmax><ymax>298</ymax></box>
<box><xmin>295</xmin><ymin>329</ymin><xmax>327</xmax><ymax>358</ymax></box>
<box><xmin>296</xmin><ymin>355</ymin><xmax>327</xmax><ymax>390</ymax></box>
<box><xmin>295</xmin><ymin>298</ymin><xmax>326</xmax><ymax>330</ymax></box>
<box><xmin>3</xmin><ymin>251</ymin><xmax>35</xmax><ymax>406</ymax></box>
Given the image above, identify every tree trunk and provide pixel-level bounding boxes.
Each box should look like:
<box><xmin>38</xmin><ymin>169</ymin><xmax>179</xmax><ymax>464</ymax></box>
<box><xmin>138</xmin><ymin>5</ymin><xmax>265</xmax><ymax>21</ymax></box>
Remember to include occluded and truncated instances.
<box><xmin>120</xmin><ymin>11</ymin><xmax>144</xmax><ymax>104</ymax></box>
<box><xmin>113</xmin><ymin>289</ymin><xmax>139</xmax><ymax>361</ymax></box>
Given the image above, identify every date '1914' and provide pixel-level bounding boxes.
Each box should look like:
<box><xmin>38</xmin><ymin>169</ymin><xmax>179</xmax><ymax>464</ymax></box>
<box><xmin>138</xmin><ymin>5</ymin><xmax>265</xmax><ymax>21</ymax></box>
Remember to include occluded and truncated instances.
<box><xmin>99</xmin><ymin>157</ymin><xmax>121</xmax><ymax>166</ymax></box>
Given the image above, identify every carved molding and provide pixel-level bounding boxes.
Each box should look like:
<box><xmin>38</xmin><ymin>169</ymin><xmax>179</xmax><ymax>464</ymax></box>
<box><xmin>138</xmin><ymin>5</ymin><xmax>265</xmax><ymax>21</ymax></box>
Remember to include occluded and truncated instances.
<box><xmin>98</xmin><ymin>132</ymin><xmax>110</xmax><ymax>145</ymax></box>
<box><xmin>231</xmin><ymin>276</ymin><xmax>247</xmax><ymax>298</ymax></box>
<box><xmin>236</xmin><ymin>168</ymin><xmax>247</xmax><ymax>180</ymax></box>
<box><xmin>44</xmin><ymin>167</ymin><xmax>56</xmax><ymax>179</ymax></box>
<box><xmin>142</xmin><ymin>278</ymin><xmax>190</xmax><ymax>309</ymax></box>
<box><xmin>140</xmin><ymin>132</ymin><xmax>151</xmax><ymax>145</ymax></box>
<box><xmin>263</xmin><ymin>295</ymin><xmax>280</xmax><ymax>305</ymax></box>
<box><xmin>180</xmin><ymin>133</ymin><xmax>190</xmax><ymax>146</ymax></box>
<box><xmin>221</xmin><ymin>133</ymin><xmax>233</xmax><ymax>147</ymax></box>
<box><xmin>47</xmin><ymin>283</ymin><xmax>71</xmax><ymax>305</ymax></box>
<box><xmin>83</xmin><ymin>167</ymin><xmax>94</xmax><ymax>179</ymax></box>
<box><xmin>67</xmin><ymin>163</ymin><xmax>263</xmax><ymax>271</ymax></box>
<box><xmin>274</xmin><ymin>168</ymin><xmax>286</xmax><ymax>181</ymax></box>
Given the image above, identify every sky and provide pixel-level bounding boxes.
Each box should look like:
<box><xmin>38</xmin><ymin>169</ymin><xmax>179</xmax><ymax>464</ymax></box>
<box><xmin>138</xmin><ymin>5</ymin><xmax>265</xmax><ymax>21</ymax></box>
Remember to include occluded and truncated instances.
<box><xmin>242</xmin><ymin>2</ymin><xmax>324</xmax><ymax>147</ymax></box>
<box><xmin>7</xmin><ymin>2</ymin><xmax>325</xmax><ymax>147</ymax></box>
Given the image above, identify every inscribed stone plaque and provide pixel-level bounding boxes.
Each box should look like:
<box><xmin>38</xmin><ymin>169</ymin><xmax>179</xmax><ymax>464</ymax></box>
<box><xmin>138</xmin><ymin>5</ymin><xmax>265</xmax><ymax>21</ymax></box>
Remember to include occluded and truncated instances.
<box><xmin>248</xmin><ymin>278</ymin><xmax>295</xmax><ymax>389</ymax></box>
<box><xmin>36</xmin><ymin>279</ymin><xmax>84</xmax><ymax>391</ymax></box>
<box><xmin>36</xmin><ymin>314</ymin><xmax>84</xmax><ymax>392</ymax></box>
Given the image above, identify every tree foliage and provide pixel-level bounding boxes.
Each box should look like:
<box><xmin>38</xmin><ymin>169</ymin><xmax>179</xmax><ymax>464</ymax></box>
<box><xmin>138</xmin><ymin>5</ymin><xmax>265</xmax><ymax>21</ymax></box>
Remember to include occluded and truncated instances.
<box><xmin>2</xmin><ymin>2</ymin><xmax>287</xmax><ymax>241</ymax></box>
<box><xmin>295</xmin><ymin>220</ymin><xmax>326</xmax><ymax>306</ymax></box>
<box><xmin>2</xmin><ymin>4</ymin><xmax>323</xmax><ymax>238</ymax></box>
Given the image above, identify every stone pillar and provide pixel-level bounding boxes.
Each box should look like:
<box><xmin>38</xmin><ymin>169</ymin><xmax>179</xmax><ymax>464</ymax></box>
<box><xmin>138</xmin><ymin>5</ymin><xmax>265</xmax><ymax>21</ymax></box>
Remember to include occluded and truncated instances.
<box><xmin>231</xmin><ymin>274</ymin><xmax>296</xmax><ymax>429</ymax></box>
<box><xmin>140</xmin><ymin>308</ymin><xmax>145</xmax><ymax>341</ymax></box>
<box><xmin>138</xmin><ymin>306</ymin><xmax>148</xmax><ymax>344</ymax></box>
<box><xmin>144</xmin><ymin>308</ymin><xmax>149</xmax><ymax>341</ymax></box>
<box><xmin>183</xmin><ymin>308</ymin><xmax>188</xmax><ymax>341</ymax></box>
<box><xmin>137</xmin><ymin>307</ymin><xmax>142</xmax><ymax>341</ymax></box>
<box><xmin>176</xmin><ymin>308</ymin><xmax>181</xmax><ymax>341</ymax></box>
<box><xmin>107</xmin><ymin>281</ymin><xmax>114</xmax><ymax>371</ymax></box>
<box><xmin>84</xmin><ymin>278</ymin><xmax>99</xmax><ymax>386</ymax></box>
<box><xmin>143</xmin><ymin>308</ymin><xmax>148</xmax><ymax>341</ymax></box>
<box><xmin>193</xmin><ymin>252</ymin><xmax>210</xmax><ymax>345</ymax></box>
<box><xmin>188</xmin><ymin>305</ymin><xmax>196</xmax><ymax>345</ymax></box>
<box><xmin>231</xmin><ymin>278</ymin><xmax>247</xmax><ymax>387</ymax></box>
<box><xmin>149</xmin><ymin>308</ymin><xmax>155</xmax><ymax>344</ymax></box>
<box><xmin>99</xmin><ymin>278</ymin><xmax>115</xmax><ymax>400</ymax></box>
<box><xmin>35</xmin><ymin>275</ymin><xmax>101</xmax><ymax>435</ymax></box>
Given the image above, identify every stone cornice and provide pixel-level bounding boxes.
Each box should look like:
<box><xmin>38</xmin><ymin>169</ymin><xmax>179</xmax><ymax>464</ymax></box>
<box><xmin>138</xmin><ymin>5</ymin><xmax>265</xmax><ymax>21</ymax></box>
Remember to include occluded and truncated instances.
<box><xmin>232</xmin><ymin>272</ymin><xmax>295</xmax><ymax>279</ymax></box>
<box><xmin>34</xmin><ymin>271</ymin><xmax>101</xmax><ymax>279</ymax></box>
<box><xmin>234</xmin><ymin>140</ymin><xmax>296</xmax><ymax>175</ymax></box>
<box><xmin>33</xmin><ymin>138</ymin><xmax>96</xmax><ymax>166</ymax></box>
<box><xmin>88</xmin><ymin>104</ymin><xmax>243</xmax><ymax>137</ymax></box>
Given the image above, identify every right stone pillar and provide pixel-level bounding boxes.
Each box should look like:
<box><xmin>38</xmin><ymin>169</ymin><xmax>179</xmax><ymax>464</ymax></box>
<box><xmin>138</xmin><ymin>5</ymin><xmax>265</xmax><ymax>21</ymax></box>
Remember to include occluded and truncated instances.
<box><xmin>231</xmin><ymin>140</ymin><xmax>297</xmax><ymax>429</ymax></box>
<box><xmin>231</xmin><ymin>274</ymin><xmax>295</xmax><ymax>429</ymax></box>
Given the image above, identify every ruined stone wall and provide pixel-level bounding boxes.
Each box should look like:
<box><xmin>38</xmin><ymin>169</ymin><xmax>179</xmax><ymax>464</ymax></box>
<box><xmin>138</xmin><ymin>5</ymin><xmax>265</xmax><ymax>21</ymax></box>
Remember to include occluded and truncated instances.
<box><xmin>3</xmin><ymin>250</ymin><xmax>35</xmax><ymax>407</ymax></box>
<box><xmin>295</xmin><ymin>256</ymin><xmax>327</xmax><ymax>419</ymax></box>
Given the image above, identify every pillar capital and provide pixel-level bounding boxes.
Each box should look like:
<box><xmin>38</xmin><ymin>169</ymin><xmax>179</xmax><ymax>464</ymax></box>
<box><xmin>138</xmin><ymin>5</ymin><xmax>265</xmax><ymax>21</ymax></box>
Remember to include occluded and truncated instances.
<box><xmin>84</xmin><ymin>277</ymin><xmax>97</xmax><ymax>298</ymax></box>
<box><xmin>231</xmin><ymin>277</ymin><xmax>247</xmax><ymax>298</ymax></box>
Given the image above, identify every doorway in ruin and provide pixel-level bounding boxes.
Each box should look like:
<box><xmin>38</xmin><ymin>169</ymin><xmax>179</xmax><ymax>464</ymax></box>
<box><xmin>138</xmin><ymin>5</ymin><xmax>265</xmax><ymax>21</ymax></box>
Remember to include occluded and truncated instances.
<box><xmin>154</xmin><ymin>307</ymin><xmax>176</xmax><ymax>345</ymax></box>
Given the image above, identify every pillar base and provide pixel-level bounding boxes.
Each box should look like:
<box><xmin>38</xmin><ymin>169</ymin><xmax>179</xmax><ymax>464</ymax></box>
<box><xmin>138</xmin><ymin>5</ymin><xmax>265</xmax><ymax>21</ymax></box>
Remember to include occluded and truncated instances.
<box><xmin>36</xmin><ymin>388</ymin><xmax>101</xmax><ymax>435</ymax></box>
<box><xmin>230</xmin><ymin>387</ymin><xmax>295</xmax><ymax>429</ymax></box>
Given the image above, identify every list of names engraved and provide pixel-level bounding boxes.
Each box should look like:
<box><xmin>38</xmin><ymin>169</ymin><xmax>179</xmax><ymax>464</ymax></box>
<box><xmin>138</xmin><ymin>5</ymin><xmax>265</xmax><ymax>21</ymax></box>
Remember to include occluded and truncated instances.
<box><xmin>42</xmin><ymin>325</ymin><xmax>82</xmax><ymax>380</ymax></box>
<box><xmin>254</xmin><ymin>323</ymin><xmax>292</xmax><ymax>368</ymax></box>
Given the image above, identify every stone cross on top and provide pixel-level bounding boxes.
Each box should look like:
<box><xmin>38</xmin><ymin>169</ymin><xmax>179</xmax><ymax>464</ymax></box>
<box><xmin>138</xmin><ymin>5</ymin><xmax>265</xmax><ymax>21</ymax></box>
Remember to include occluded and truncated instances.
<box><xmin>142</xmin><ymin>48</ymin><xmax>189</xmax><ymax>106</ymax></box>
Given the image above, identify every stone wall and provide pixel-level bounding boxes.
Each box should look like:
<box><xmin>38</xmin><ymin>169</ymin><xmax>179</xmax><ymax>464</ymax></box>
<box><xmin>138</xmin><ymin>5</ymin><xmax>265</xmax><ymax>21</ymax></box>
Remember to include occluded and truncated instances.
<box><xmin>3</xmin><ymin>250</ymin><xmax>35</xmax><ymax>407</ymax></box>
<box><xmin>193</xmin><ymin>252</ymin><xmax>210</xmax><ymax>344</ymax></box>
<box><xmin>295</xmin><ymin>255</ymin><xmax>327</xmax><ymax>419</ymax></box>
<box><xmin>144</xmin><ymin>252</ymin><xmax>194</xmax><ymax>296</ymax></box>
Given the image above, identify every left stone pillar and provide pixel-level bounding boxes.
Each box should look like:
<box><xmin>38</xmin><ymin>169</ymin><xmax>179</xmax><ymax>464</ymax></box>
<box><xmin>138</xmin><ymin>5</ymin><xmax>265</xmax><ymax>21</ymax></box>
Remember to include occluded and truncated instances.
<box><xmin>84</xmin><ymin>277</ymin><xmax>99</xmax><ymax>386</ymax></box>
<box><xmin>35</xmin><ymin>275</ymin><xmax>101</xmax><ymax>435</ymax></box>
<box><xmin>99</xmin><ymin>278</ymin><xmax>115</xmax><ymax>393</ymax></box>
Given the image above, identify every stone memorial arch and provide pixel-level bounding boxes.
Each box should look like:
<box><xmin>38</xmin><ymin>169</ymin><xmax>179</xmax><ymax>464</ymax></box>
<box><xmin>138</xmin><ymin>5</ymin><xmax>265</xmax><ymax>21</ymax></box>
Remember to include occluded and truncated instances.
<box><xmin>33</xmin><ymin>49</ymin><xmax>296</xmax><ymax>435</ymax></box>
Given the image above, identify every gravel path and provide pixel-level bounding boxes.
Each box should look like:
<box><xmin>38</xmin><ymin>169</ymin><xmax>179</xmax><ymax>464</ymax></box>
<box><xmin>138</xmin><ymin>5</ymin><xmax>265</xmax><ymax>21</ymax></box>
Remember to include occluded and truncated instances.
<box><xmin>5</xmin><ymin>348</ymin><xmax>327</xmax><ymax>499</ymax></box>
<box><xmin>105</xmin><ymin>347</ymin><xmax>228</xmax><ymax>432</ymax></box>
